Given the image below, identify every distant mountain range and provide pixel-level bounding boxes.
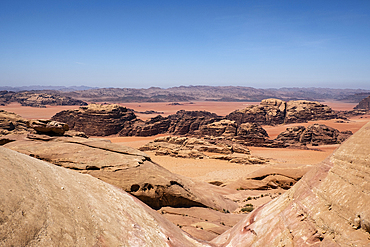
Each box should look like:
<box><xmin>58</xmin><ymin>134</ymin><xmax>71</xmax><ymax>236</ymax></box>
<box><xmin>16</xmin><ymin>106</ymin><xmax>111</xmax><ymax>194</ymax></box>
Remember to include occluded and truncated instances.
<box><xmin>61</xmin><ymin>86</ymin><xmax>370</xmax><ymax>103</ymax></box>
<box><xmin>0</xmin><ymin>85</ymin><xmax>97</xmax><ymax>92</ymax></box>
<box><xmin>1</xmin><ymin>85</ymin><xmax>369</xmax><ymax>104</ymax></box>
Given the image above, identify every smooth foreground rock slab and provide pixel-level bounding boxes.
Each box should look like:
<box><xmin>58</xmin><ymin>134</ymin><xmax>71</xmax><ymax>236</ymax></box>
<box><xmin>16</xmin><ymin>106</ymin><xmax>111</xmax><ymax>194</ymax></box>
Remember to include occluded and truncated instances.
<box><xmin>0</xmin><ymin>147</ymin><xmax>209</xmax><ymax>247</ymax></box>
<box><xmin>4</xmin><ymin>136</ymin><xmax>237</xmax><ymax>212</ymax></box>
<box><xmin>212</xmin><ymin>121</ymin><xmax>370</xmax><ymax>246</ymax></box>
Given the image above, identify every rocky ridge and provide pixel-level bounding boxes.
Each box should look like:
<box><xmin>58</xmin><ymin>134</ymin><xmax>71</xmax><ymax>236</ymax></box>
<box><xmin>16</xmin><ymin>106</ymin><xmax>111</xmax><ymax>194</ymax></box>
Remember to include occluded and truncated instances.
<box><xmin>227</xmin><ymin>98</ymin><xmax>338</xmax><ymax>125</ymax></box>
<box><xmin>0</xmin><ymin>90</ymin><xmax>87</xmax><ymax>107</ymax></box>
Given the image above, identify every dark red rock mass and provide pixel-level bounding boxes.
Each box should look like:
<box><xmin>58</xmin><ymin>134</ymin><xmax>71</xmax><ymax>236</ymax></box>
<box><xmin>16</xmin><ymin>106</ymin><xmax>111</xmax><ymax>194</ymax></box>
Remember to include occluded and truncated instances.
<box><xmin>52</xmin><ymin>104</ymin><xmax>136</xmax><ymax>136</ymax></box>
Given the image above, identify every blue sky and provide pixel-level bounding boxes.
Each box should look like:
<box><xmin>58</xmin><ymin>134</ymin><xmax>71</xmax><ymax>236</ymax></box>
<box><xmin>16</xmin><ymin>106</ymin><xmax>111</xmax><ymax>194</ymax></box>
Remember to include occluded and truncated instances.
<box><xmin>1</xmin><ymin>0</ymin><xmax>370</xmax><ymax>89</ymax></box>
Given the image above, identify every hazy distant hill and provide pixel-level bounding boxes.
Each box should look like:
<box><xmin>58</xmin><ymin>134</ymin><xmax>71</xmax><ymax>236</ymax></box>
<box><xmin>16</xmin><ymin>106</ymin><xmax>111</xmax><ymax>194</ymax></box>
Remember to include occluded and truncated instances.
<box><xmin>0</xmin><ymin>85</ymin><xmax>96</xmax><ymax>92</ymax></box>
<box><xmin>61</xmin><ymin>86</ymin><xmax>370</xmax><ymax>103</ymax></box>
<box><xmin>1</xmin><ymin>85</ymin><xmax>369</xmax><ymax>104</ymax></box>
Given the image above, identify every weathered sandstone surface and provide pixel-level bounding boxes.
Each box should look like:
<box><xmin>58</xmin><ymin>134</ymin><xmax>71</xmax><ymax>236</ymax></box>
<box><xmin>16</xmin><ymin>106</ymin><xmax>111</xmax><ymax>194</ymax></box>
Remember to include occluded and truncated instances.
<box><xmin>4</xmin><ymin>135</ymin><xmax>237</xmax><ymax>212</ymax></box>
<box><xmin>212</xmin><ymin>120</ymin><xmax>370</xmax><ymax>246</ymax></box>
<box><xmin>0</xmin><ymin>90</ymin><xmax>87</xmax><ymax>107</ymax></box>
<box><xmin>354</xmin><ymin>95</ymin><xmax>370</xmax><ymax>110</ymax></box>
<box><xmin>276</xmin><ymin>123</ymin><xmax>352</xmax><ymax>146</ymax></box>
<box><xmin>227</xmin><ymin>99</ymin><xmax>337</xmax><ymax>125</ymax></box>
<box><xmin>0</xmin><ymin>110</ymin><xmax>29</xmax><ymax>136</ymax></box>
<box><xmin>139</xmin><ymin>136</ymin><xmax>269</xmax><ymax>165</ymax></box>
<box><xmin>52</xmin><ymin>104</ymin><xmax>137</xmax><ymax>136</ymax></box>
<box><xmin>0</xmin><ymin>147</ymin><xmax>208</xmax><ymax>247</ymax></box>
<box><xmin>28</xmin><ymin>119</ymin><xmax>69</xmax><ymax>135</ymax></box>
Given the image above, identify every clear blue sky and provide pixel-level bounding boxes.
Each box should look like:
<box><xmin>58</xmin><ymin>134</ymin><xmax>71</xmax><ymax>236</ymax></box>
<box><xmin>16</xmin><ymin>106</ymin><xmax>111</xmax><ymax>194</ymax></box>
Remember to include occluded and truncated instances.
<box><xmin>1</xmin><ymin>0</ymin><xmax>370</xmax><ymax>89</ymax></box>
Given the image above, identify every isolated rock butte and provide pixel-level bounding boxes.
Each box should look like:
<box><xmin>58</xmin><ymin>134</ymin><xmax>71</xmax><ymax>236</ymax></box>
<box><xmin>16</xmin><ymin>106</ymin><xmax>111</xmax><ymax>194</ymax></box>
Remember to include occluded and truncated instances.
<box><xmin>0</xmin><ymin>147</ymin><xmax>208</xmax><ymax>247</ymax></box>
<box><xmin>51</xmin><ymin>104</ymin><xmax>136</xmax><ymax>136</ymax></box>
<box><xmin>212</xmin><ymin>120</ymin><xmax>370</xmax><ymax>246</ymax></box>
<box><xmin>354</xmin><ymin>95</ymin><xmax>370</xmax><ymax>110</ymax></box>
<box><xmin>227</xmin><ymin>98</ymin><xmax>337</xmax><ymax>125</ymax></box>
<box><xmin>4</xmin><ymin>136</ymin><xmax>237</xmax><ymax>212</ymax></box>
<box><xmin>276</xmin><ymin>123</ymin><xmax>352</xmax><ymax>146</ymax></box>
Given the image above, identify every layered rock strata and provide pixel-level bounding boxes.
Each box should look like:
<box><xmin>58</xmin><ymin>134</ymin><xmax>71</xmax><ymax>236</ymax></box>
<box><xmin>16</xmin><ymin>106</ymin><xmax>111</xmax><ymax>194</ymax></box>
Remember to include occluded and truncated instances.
<box><xmin>212</xmin><ymin>120</ymin><xmax>370</xmax><ymax>246</ymax></box>
<box><xmin>52</xmin><ymin>104</ymin><xmax>137</xmax><ymax>136</ymax></box>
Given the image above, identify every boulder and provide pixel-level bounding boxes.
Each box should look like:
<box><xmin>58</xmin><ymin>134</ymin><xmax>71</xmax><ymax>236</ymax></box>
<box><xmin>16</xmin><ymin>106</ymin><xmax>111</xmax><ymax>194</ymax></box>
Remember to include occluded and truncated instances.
<box><xmin>52</xmin><ymin>104</ymin><xmax>137</xmax><ymax>136</ymax></box>
<box><xmin>28</xmin><ymin>119</ymin><xmax>69</xmax><ymax>135</ymax></box>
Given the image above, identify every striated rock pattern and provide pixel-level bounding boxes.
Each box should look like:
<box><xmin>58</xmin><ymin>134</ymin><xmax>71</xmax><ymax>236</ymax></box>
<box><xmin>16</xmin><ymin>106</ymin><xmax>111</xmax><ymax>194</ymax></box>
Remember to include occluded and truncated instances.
<box><xmin>227</xmin><ymin>98</ymin><xmax>338</xmax><ymax>125</ymax></box>
<box><xmin>276</xmin><ymin>123</ymin><xmax>352</xmax><ymax>146</ymax></box>
<box><xmin>0</xmin><ymin>90</ymin><xmax>87</xmax><ymax>107</ymax></box>
<box><xmin>212</xmin><ymin>120</ymin><xmax>370</xmax><ymax>246</ymax></box>
<box><xmin>0</xmin><ymin>147</ymin><xmax>208</xmax><ymax>247</ymax></box>
<box><xmin>4</xmin><ymin>135</ymin><xmax>237</xmax><ymax>212</ymax></box>
<box><xmin>354</xmin><ymin>95</ymin><xmax>370</xmax><ymax>110</ymax></box>
<box><xmin>52</xmin><ymin>104</ymin><xmax>137</xmax><ymax>136</ymax></box>
<box><xmin>139</xmin><ymin>136</ymin><xmax>269</xmax><ymax>165</ymax></box>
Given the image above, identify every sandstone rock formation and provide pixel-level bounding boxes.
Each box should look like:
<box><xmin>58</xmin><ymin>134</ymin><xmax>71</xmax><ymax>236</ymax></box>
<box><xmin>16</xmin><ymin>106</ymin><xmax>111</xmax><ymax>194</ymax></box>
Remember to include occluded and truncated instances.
<box><xmin>0</xmin><ymin>147</ymin><xmax>208</xmax><ymax>246</ymax></box>
<box><xmin>227</xmin><ymin>99</ymin><xmax>337</xmax><ymax>125</ymax></box>
<box><xmin>212</xmin><ymin>120</ymin><xmax>370</xmax><ymax>246</ymax></box>
<box><xmin>4</xmin><ymin>135</ymin><xmax>237</xmax><ymax>212</ymax></box>
<box><xmin>0</xmin><ymin>90</ymin><xmax>87</xmax><ymax>107</ymax></box>
<box><xmin>0</xmin><ymin>110</ymin><xmax>29</xmax><ymax>136</ymax></box>
<box><xmin>28</xmin><ymin>119</ymin><xmax>69</xmax><ymax>135</ymax></box>
<box><xmin>276</xmin><ymin>123</ymin><xmax>352</xmax><ymax>146</ymax></box>
<box><xmin>52</xmin><ymin>104</ymin><xmax>137</xmax><ymax>136</ymax></box>
<box><xmin>139</xmin><ymin>136</ymin><xmax>269</xmax><ymax>165</ymax></box>
<box><xmin>354</xmin><ymin>95</ymin><xmax>370</xmax><ymax>110</ymax></box>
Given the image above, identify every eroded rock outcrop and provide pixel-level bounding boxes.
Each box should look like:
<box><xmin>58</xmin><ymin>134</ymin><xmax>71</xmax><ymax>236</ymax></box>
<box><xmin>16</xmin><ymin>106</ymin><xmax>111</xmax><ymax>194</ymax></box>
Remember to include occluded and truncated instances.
<box><xmin>276</xmin><ymin>123</ymin><xmax>352</xmax><ymax>146</ymax></box>
<box><xmin>212</xmin><ymin>120</ymin><xmax>370</xmax><ymax>246</ymax></box>
<box><xmin>52</xmin><ymin>104</ymin><xmax>137</xmax><ymax>136</ymax></box>
<box><xmin>139</xmin><ymin>136</ymin><xmax>269</xmax><ymax>165</ymax></box>
<box><xmin>354</xmin><ymin>95</ymin><xmax>370</xmax><ymax>110</ymax></box>
<box><xmin>4</xmin><ymin>136</ymin><xmax>237</xmax><ymax>212</ymax></box>
<box><xmin>0</xmin><ymin>110</ymin><xmax>29</xmax><ymax>136</ymax></box>
<box><xmin>28</xmin><ymin>119</ymin><xmax>69</xmax><ymax>135</ymax></box>
<box><xmin>0</xmin><ymin>147</ymin><xmax>208</xmax><ymax>247</ymax></box>
<box><xmin>227</xmin><ymin>99</ymin><xmax>338</xmax><ymax>125</ymax></box>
